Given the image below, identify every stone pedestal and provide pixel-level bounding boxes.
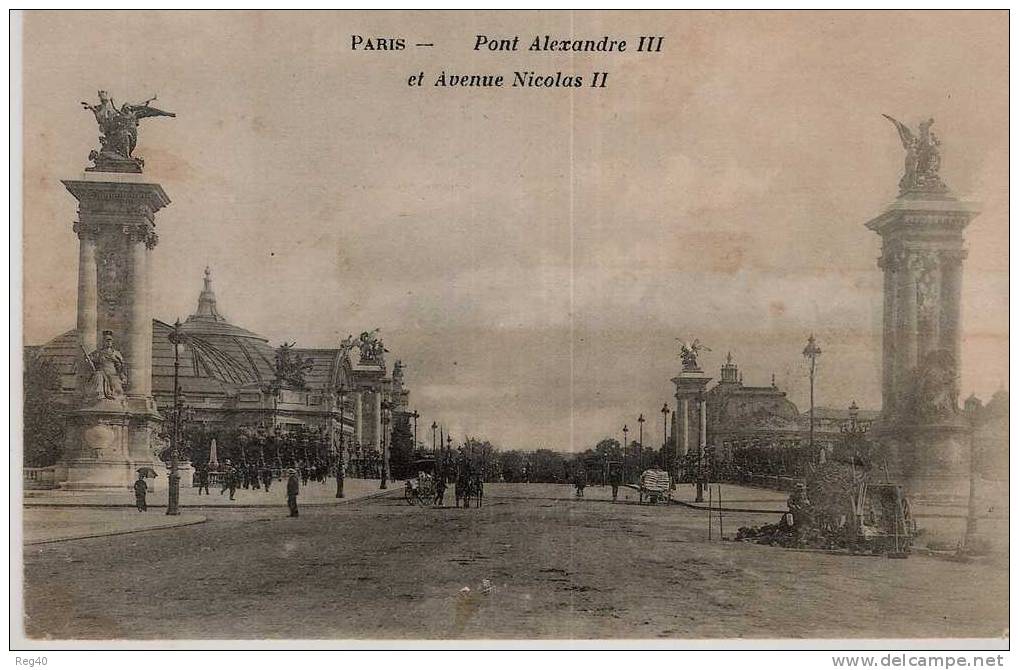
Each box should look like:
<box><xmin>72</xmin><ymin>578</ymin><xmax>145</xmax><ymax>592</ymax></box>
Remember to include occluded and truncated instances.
<box><xmin>866</xmin><ymin>193</ymin><xmax>979</xmax><ymax>503</ymax></box>
<box><xmin>875</xmin><ymin>420</ymin><xmax>971</xmax><ymax>504</ymax></box>
<box><xmin>671</xmin><ymin>368</ymin><xmax>712</xmax><ymax>485</ymax></box>
<box><xmin>60</xmin><ymin>172</ymin><xmax>170</xmax><ymax>490</ymax></box>
<box><xmin>61</xmin><ymin>397</ymin><xmax>162</xmax><ymax>490</ymax></box>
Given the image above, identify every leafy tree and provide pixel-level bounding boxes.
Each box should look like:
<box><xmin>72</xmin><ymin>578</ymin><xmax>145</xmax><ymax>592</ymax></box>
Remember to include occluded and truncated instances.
<box><xmin>23</xmin><ymin>354</ymin><xmax>66</xmax><ymax>467</ymax></box>
<box><xmin>499</xmin><ymin>450</ymin><xmax>526</xmax><ymax>482</ymax></box>
<box><xmin>389</xmin><ymin>416</ymin><xmax>415</xmax><ymax>479</ymax></box>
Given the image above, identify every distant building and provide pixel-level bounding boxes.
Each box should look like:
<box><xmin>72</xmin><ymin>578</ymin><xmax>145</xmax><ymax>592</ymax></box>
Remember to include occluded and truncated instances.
<box><xmin>29</xmin><ymin>268</ymin><xmax>412</xmax><ymax>473</ymax></box>
<box><xmin>702</xmin><ymin>352</ymin><xmax>877</xmax><ymax>462</ymax></box>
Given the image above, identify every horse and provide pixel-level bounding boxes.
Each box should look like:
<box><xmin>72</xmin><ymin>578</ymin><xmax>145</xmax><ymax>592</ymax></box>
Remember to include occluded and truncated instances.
<box><xmin>455</xmin><ymin>468</ymin><xmax>473</xmax><ymax>508</ymax></box>
<box><xmin>455</xmin><ymin>467</ymin><xmax>485</xmax><ymax>508</ymax></box>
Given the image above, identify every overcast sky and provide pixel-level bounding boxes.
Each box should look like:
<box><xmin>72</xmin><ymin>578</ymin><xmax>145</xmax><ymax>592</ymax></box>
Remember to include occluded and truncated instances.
<box><xmin>21</xmin><ymin>11</ymin><xmax>1008</xmax><ymax>451</ymax></box>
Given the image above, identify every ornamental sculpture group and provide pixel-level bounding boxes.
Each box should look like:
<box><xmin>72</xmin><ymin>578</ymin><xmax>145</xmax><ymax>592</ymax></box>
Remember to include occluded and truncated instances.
<box><xmin>339</xmin><ymin>329</ymin><xmax>388</xmax><ymax>365</ymax></box>
<box><xmin>81</xmin><ymin>90</ymin><xmax>175</xmax><ymax>173</ymax></box>
<box><xmin>883</xmin><ymin>114</ymin><xmax>948</xmax><ymax>196</ymax></box>
<box><xmin>678</xmin><ymin>339</ymin><xmax>710</xmax><ymax>372</ymax></box>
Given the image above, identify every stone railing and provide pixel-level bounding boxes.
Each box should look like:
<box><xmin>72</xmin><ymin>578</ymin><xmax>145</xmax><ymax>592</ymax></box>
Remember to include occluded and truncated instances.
<box><xmin>24</xmin><ymin>465</ymin><xmax>65</xmax><ymax>490</ymax></box>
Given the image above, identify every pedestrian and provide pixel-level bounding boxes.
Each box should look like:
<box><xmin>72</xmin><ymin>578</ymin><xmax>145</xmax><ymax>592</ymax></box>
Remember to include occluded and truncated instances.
<box><xmin>196</xmin><ymin>465</ymin><xmax>210</xmax><ymax>495</ymax></box>
<box><xmin>261</xmin><ymin>465</ymin><xmax>273</xmax><ymax>493</ymax></box>
<box><xmin>220</xmin><ymin>460</ymin><xmax>236</xmax><ymax>500</ymax></box>
<box><xmin>434</xmin><ymin>470</ymin><xmax>447</xmax><ymax>507</ymax></box>
<box><xmin>134</xmin><ymin>473</ymin><xmax>148</xmax><ymax>512</ymax></box>
<box><xmin>609</xmin><ymin>466</ymin><xmax>621</xmax><ymax>502</ymax></box>
<box><xmin>286</xmin><ymin>468</ymin><xmax>300</xmax><ymax>517</ymax></box>
<box><xmin>573</xmin><ymin>466</ymin><xmax>587</xmax><ymax>498</ymax></box>
<box><xmin>251</xmin><ymin>463</ymin><xmax>261</xmax><ymax>490</ymax></box>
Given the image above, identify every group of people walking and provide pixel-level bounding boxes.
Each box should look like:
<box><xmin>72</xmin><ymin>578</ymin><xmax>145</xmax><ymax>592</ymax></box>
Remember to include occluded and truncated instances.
<box><xmin>132</xmin><ymin>461</ymin><xmax>309</xmax><ymax>517</ymax></box>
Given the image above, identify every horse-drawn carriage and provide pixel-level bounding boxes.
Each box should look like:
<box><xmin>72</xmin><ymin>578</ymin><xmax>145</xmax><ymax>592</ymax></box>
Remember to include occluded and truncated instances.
<box><xmin>638</xmin><ymin>468</ymin><xmax>672</xmax><ymax>504</ymax></box>
<box><xmin>405</xmin><ymin>457</ymin><xmax>441</xmax><ymax>506</ymax></box>
<box><xmin>455</xmin><ymin>465</ymin><xmax>483</xmax><ymax>508</ymax></box>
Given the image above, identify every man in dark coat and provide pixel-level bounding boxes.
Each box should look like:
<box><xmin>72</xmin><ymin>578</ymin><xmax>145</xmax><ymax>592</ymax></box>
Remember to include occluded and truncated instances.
<box><xmin>608</xmin><ymin>466</ymin><xmax>622</xmax><ymax>502</ymax></box>
<box><xmin>133</xmin><ymin>473</ymin><xmax>148</xmax><ymax>512</ymax></box>
<box><xmin>434</xmin><ymin>468</ymin><xmax>447</xmax><ymax>507</ymax></box>
<box><xmin>220</xmin><ymin>460</ymin><xmax>236</xmax><ymax>500</ymax></box>
<box><xmin>196</xmin><ymin>465</ymin><xmax>210</xmax><ymax>495</ymax></box>
<box><xmin>573</xmin><ymin>466</ymin><xmax>587</xmax><ymax>498</ymax></box>
<box><xmin>286</xmin><ymin>468</ymin><xmax>300</xmax><ymax>517</ymax></box>
<box><xmin>261</xmin><ymin>465</ymin><xmax>273</xmax><ymax>493</ymax></box>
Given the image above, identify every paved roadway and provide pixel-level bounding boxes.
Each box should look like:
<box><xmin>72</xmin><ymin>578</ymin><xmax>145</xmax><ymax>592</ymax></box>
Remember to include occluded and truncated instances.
<box><xmin>22</xmin><ymin>483</ymin><xmax>1007</xmax><ymax>640</ymax></box>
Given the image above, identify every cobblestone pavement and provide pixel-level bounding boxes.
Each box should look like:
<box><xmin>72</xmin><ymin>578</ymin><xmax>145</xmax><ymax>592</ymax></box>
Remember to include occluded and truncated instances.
<box><xmin>22</xmin><ymin>483</ymin><xmax>1007</xmax><ymax>640</ymax></box>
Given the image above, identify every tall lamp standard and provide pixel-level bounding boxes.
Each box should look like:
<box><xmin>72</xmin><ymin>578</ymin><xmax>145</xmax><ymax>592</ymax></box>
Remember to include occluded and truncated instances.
<box><xmin>622</xmin><ymin>424</ymin><xmax>629</xmax><ymax>482</ymax></box>
<box><xmin>166</xmin><ymin>319</ymin><xmax>188</xmax><ymax>516</ymax></box>
<box><xmin>409</xmin><ymin>410</ymin><xmax>420</xmax><ymax>455</ymax></box>
<box><xmin>660</xmin><ymin>403</ymin><xmax>669</xmax><ymax>471</ymax></box>
<box><xmin>803</xmin><ymin>334</ymin><xmax>822</xmax><ymax>452</ymax></box>
<box><xmin>637</xmin><ymin>413</ymin><xmax>645</xmax><ymax>472</ymax></box>
<box><xmin>431</xmin><ymin>421</ymin><xmax>438</xmax><ymax>454</ymax></box>
<box><xmin>379</xmin><ymin>400</ymin><xmax>392</xmax><ymax>489</ymax></box>
<box><xmin>335</xmin><ymin>384</ymin><xmax>347</xmax><ymax>498</ymax></box>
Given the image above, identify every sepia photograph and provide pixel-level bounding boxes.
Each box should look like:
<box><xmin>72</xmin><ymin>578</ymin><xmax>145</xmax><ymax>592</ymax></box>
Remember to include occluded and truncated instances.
<box><xmin>11</xmin><ymin>9</ymin><xmax>1009</xmax><ymax>649</ymax></box>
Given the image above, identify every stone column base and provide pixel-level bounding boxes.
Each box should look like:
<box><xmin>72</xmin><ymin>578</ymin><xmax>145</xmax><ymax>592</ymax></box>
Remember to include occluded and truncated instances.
<box><xmin>875</xmin><ymin>419</ymin><xmax>971</xmax><ymax>506</ymax></box>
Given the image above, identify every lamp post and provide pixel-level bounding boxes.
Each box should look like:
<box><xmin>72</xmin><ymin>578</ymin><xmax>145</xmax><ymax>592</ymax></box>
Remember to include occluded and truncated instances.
<box><xmin>410</xmin><ymin>410</ymin><xmax>420</xmax><ymax>455</ymax></box>
<box><xmin>803</xmin><ymin>334</ymin><xmax>822</xmax><ymax>451</ymax></box>
<box><xmin>335</xmin><ymin>384</ymin><xmax>347</xmax><ymax>498</ymax></box>
<box><xmin>660</xmin><ymin>403</ymin><xmax>669</xmax><ymax>470</ymax></box>
<box><xmin>637</xmin><ymin>413</ymin><xmax>645</xmax><ymax>472</ymax></box>
<box><xmin>622</xmin><ymin>424</ymin><xmax>629</xmax><ymax>482</ymax></box>
<box><xmin>166</xmin><ymin>319</ymin><xmax>187</xmax><ymax>516</ymax></box>
<box><xmin>379</xmin><ymin>400</ymin><xmax>392</xmax><ymax>489</ymax></box>
<box><xmin>431</xmin><ymin>421</ymin><xmax>438</xmax><ymax>454</ymax></box>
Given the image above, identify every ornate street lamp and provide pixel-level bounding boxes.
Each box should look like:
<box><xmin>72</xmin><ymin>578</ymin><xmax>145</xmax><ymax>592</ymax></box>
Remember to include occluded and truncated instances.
<box><xmin>622</xmin><ymin>424</ymin><xmax>629</xmax><ymax>481</ymax></box>
<box><xmin>637</xmin><ymin>413</ymin><xmax>645</xmax><ymax>472</ymax></box>
<box><xmin>661</xmin><ymin>403</ymin><xmax>669</xmax><ymax>470</ymax></box>
<box><xmin>410</xmin><ymin>409</ymin><xmax>420</xmax><ymax>454</ymax></box>
<box><xmin>166</xmin><ymin>319</ymin><xmax>188</xmax><ymax>516</ymax></box>
<box><xmin>335</xmin><ymin>383</ymin><xmax>347</xmax><ymax>498</ymax></box>
<box><xmin>431</xmin><ymin>421</ymin><xmax>438</xmax><ymax>454</ymax></box>
<box><xmin>803</xmin><ymin>334</ymin><xmax>822</xmax><ymax>451</ymax></box>
<box><xmin>379</xmin><ymin>400</ymin><xmax>392</xmax><ymax>490</ymax></box>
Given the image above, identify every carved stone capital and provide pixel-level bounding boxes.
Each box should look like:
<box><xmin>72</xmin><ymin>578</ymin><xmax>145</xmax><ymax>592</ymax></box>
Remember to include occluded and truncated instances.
<box><xmin>938</xmin><ymin>248</ymin><xmax>968</xmax><ymax>268</ymax></box>
<box><xmin>122</xmin><ymin>223</ymin><xmax>156</xmax><ymax>246</ymax></box>
<box><xmin>878</xmin><ymin>244</ymin><xmax>909</xmax><ymax>271</ymax></box>
<box><xmin>72</xmin><ymin>220</ymin><xmax>99</xmax><ymax>241</ymax></box>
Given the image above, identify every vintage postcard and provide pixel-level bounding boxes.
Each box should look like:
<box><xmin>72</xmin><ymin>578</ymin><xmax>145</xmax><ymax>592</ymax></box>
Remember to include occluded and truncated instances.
<box><xmin>13</xmin><ymin>10</ymin><xmax>1009</xmax><ymax>649</ymax></box>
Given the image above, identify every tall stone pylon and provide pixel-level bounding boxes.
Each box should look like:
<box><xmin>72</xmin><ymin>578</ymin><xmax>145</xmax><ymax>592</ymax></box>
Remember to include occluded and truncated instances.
<box><xmin>867</xmin><ymin>115</ymin><xmax>980</xmax><ymax>503</ymax></box>
<box><xmin>671</xmin><ymin>340</ymin><xmax>711</xmax><ymax>494</ymax></box>
<box><xmin>59</xmin><ymin>92</ymin><xmax>174</xmax><ymax>489</ymax></box>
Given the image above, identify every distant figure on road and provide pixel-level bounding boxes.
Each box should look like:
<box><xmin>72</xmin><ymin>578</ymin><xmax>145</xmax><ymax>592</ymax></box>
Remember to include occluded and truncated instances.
<box><xmin>261</xmin><ymin>465</ymin><xmax>273</xmax><ymax>493</ymax></box>
<box><xmin>133</xmin><ymin>474</ymin><xmax>148</xmax><ymax>512</ymax></box>
<box><xmin>220</xmin><ymin>460</ymin><xmax>237</xmax><ymax>500</ymax></box>
<box><xmin>573</xmin><ymin>467</ymin><xmax>587</xmax><ymax>498</ymax></box>
<box><xmin>435</xmin><ymin>470</ymin><xmax>447</xmax><ymax>506</ymax></box>
<box><xmin>608</xmin><ymin>467</ymin><xmax>621</xmax><ymax>502</ymax></box>
<box><xmin>286</xmin><ymin>468</ymin><xmax>300</xmax><ymax>517</ymax></box>
<box><xmin>196</xmin><ymin>465</ymin><xmax>210</xmax><ymax>495</ymax></box>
